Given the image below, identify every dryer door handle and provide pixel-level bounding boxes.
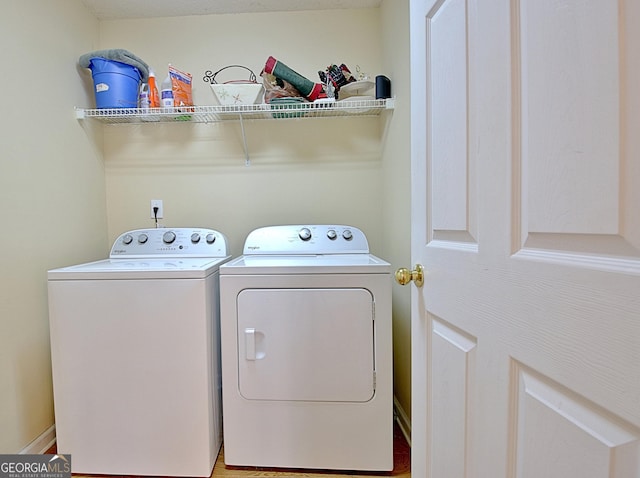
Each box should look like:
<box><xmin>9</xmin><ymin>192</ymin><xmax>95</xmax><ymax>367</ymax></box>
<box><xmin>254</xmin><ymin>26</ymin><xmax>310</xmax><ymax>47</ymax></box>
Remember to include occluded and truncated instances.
<box><xmin>245</xmin><ymin>328</ymin><xmax>256</xmax><ymax>360</ymax></box>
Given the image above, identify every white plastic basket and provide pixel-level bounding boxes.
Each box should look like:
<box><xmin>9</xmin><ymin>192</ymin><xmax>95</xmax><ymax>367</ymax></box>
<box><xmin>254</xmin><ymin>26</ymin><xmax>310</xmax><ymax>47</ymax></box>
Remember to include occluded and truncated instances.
<box><xmin>203</xmin><ymin>65</ymin><xmax>264</xmax><ymax>105</ymax></box>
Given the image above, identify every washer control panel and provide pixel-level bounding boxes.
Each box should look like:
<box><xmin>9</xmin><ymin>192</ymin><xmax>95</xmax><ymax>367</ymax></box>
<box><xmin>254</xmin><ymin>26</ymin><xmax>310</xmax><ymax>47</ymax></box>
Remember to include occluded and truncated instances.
<box><xmin>110</xmin><ymin>228</ymin><xmax>229</xmax><ymax>258</ymax></box>
<box><xmin>243</xmin><ymin>225</ymin><xmax>369</xmax><ymax>255</ymax></box>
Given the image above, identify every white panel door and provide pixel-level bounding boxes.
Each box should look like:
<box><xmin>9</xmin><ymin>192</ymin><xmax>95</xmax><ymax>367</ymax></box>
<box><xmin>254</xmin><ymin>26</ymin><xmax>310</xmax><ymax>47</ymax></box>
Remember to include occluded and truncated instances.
<box><xmin>409</xmin><ymin>1</ymin><xmax>640</xmax><ymax>477</ymax></box>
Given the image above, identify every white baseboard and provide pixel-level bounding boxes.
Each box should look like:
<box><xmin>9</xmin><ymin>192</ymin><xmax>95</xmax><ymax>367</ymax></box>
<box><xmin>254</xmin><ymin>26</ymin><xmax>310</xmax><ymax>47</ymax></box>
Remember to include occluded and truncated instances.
<box><xmin>19</xmin><ymin>425</ymin><xmax>56</xmax><ymax>455</ymax></box>
<box><xmin>393</xmin><ymin>396</ymin><xmax>411</xmax><ymax>447</ymax></box>
<box><xmin>21</xmin><ymin>403</ymin><xmax>406</xmax><ymax>455</ymax></box>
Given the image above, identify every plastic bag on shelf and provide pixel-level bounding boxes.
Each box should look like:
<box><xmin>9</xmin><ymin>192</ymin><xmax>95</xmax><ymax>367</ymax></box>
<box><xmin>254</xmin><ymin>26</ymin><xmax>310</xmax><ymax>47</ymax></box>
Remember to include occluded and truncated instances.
<box><xmin>169</xmin><ymin>64</ymin><xmax>193</xmax><ymax>109</ymax></box>
<box><xmin>261</xmin><ymin>72</ymin><xmax>304</xmax><ymax>103</ymax></box>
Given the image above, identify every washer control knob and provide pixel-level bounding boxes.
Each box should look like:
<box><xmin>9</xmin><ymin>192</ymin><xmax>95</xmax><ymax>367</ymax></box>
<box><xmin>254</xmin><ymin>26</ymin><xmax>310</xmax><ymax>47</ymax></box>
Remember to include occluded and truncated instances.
<box><xmin>122</xmin><ymin>234</ymin><xmax>133</xmax><ymax>245</ymax></box>
<box><xmin>138</xmin><ymin>233</ymin><xmax>148</xmax><ymax>244</ymax></box>
<box><xmin>342</xmin><ymin>229</ymin><xmax>353</xmax><ymax>241</ymax></box>
<box><xmin>163</xmin><ymin>231</ymin><xmax>176</xmax><ymax>244</ymax></box>
<box><xmin>327</xmin><ymin>229</ymin><xmax>337</xmax><ymax>240</ymax></box>
<box><xmin>191</xmin><ymin>233</ymin><xmax>201</xmax><ymax>244</ymax></box>
<box><xmin>206</xmin><ymin>233</ymin><xmax>216</xmax><ymax>244</ymax></box>
<box><xmin>299</xmin><ymin>227</ymin><xmax>312</xmax><ymax>241</ymax></box>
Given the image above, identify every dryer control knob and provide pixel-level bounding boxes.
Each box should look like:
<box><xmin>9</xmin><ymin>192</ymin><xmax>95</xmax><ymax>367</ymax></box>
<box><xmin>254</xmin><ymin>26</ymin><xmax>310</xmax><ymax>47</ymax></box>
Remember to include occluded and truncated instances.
<box><xmin>191</xmin><ymin>233</ymin><xmax>201</xmax><ymax>244</ymax></box>
<box><xmin>138</xmin><ymin>233</ymin><xmax>148</xmax><ymax>244</ymax></box>
<box><xmin>342</xmin><ymin>229</ymin><xmax>353</xmax><ymax>241</ymax></box>
<box><xmin>206</xmin><ymin>233</ymin><xmax>216</xmax><ymax>244</ymax></box>
<box><xmin>122</xmin><ymin>234</ymin><xmax>133</xmax><ymax>245</ymax></box>
<box><xmin>299</xmin><ymin>227</ymin><xmax>312</xmax><ymax>241</ymax></box>
<box><xmin>163</xmin><ymin>231</ymin><xmax>176</xmax><ymax>244</ymax></box>
<box><xmin>327</xmin><ymin>229</ymin><xmax>337</xmax><ymax>240</ymax></box>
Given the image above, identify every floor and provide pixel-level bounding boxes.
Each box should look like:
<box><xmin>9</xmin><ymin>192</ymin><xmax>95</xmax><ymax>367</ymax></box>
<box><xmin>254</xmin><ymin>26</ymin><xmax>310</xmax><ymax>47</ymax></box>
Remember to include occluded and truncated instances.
<box><xmin>46</xmin><ymin>422</ymin><xmax>411</xmax><ymax>478</ymax></box>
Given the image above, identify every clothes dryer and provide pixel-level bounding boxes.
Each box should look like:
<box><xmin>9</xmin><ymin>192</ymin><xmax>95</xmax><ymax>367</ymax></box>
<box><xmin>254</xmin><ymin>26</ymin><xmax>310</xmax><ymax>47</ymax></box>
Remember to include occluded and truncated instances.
<box><xmin>47</xmin><ymin>228</ymin><xmax>230</xmax><ymax>477</ymax></box>
<box><xmin>219</xmin><ymin>225</ymin><xmax>392</xmax><ymax>471</ymax></box>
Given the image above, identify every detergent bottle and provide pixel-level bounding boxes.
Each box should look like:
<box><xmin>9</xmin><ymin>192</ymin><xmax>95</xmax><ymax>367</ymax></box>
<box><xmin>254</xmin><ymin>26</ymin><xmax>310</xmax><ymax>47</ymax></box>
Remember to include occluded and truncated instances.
<box><xmin>148</xmin><ymin>69</ymin><xmax>160</xmax><ymax>108</ymax></box>
<box><xmin>161</xmin><ymin>71</ymin><xmax>173</xmax><ymax>108</ymax></box>
<box><xmin>138</xmin><ymin>82</ymin><xmax>150</xmax><ymax>111</ymax></box>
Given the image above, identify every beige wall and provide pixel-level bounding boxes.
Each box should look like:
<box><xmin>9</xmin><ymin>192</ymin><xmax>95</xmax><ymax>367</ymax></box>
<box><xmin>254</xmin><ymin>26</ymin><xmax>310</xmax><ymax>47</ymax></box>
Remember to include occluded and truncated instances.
<box><xmin>0</xmin><ymin>1</ymin><xmax>108</xmax><ymax>452</ymax></box>
<box><xmin>0</xmin><ymin>0</ymin><xmax>411</xmax><ymax>452</ymax></box>
<box><xmin>380</xmin><ymin>0</ymin><xmax>412</xmax><ymax>429</ymax></box>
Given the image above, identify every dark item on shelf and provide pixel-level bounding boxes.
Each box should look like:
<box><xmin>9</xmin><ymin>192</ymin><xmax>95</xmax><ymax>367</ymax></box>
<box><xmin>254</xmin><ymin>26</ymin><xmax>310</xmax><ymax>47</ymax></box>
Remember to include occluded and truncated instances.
<box><xmin>375</xmin><ymin>75</ymin><xmax>391</xmax><ymax>99</ymax></box>
<box><xmin>319</xmin><ymin>63</ymin><xmax>358</xmax><ymax>99</ymax></box>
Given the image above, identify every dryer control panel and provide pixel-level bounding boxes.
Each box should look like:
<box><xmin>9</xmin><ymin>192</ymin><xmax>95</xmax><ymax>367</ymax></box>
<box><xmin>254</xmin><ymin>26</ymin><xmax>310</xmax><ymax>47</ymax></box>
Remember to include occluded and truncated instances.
<box><xmin>110</xmin><ymin>228</ymin><xmax>229</xmax><ymax>258</ymax></box>
<box><xmin>243</xmin><ymin>225</ymin><xmax>369</xmax><ymax>255</ymax></box>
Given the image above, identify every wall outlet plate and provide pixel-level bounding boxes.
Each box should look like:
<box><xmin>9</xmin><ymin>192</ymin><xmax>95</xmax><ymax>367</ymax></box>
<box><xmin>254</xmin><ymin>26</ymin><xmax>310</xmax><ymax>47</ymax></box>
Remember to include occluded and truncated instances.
<box><xmin>150</xmin><ymin>199</ymin><xmax>164</xmax><ymax>219</ymax></box>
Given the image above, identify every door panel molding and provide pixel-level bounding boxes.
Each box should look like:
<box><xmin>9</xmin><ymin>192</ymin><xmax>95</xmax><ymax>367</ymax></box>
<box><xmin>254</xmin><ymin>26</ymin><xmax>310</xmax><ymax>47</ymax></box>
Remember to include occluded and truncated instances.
<box><xmin>509</xmin><ymin>361</ymin><xmax>640</xmax><ymax>478</ymax></box>
<box><xmin>431</xmin><ymin>315</ymin><xmax>477</xmax><ymax>478</ymax></box>
<box><xmin>428</xmin><ymin>0</ymin><xmax>478</xmax><ymax>247</ymax></box>
<box><xmin>511</xmin><ymin>0</ymin><xmax>640</xmax><ymax>274</ymax></box>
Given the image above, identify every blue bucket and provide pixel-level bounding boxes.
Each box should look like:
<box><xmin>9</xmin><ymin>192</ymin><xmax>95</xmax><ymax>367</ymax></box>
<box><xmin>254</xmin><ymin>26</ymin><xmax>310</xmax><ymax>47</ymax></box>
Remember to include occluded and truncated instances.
<box><xmin>89</xmin><ymin>57</ymin><xmax>141</xmax><ymax>108</ymax></box>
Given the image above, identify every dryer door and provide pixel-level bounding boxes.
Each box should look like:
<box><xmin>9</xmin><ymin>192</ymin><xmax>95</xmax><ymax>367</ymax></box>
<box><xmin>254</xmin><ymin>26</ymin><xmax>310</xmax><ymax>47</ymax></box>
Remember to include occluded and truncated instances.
<box><xmin>237</xmin><ymin>288</ymin><xmax>375</xmax><ymax>402</ymax></box>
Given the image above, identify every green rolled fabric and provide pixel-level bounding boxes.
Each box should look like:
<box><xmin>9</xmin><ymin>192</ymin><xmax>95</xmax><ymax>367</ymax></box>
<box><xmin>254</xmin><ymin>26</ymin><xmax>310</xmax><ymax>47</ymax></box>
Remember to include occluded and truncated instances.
<box><xmin>263</xmin><ymin>56</ymin><xmax>324</xmax><ymax>101</ymax></box>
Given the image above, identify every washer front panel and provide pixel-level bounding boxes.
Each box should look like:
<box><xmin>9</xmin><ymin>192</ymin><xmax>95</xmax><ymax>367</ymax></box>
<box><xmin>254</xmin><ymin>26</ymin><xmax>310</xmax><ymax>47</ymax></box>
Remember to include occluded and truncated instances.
<box><xmin>49</xmin><ymin>274</ymin><xmax>221</xmax><ymax>476</ymax></box>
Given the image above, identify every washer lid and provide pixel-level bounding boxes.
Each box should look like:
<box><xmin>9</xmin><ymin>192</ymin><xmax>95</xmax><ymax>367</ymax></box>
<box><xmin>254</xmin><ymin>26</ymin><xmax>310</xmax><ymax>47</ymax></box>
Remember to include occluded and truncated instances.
<box><xmin>48</xmin><ymin>256</ymin><xmax>231</xmax><ymax>280</ymax></box>
<box><xmin>220</xmin><ymin>253</ymin><xmax>390</xmax><ymax>275</ymax></box>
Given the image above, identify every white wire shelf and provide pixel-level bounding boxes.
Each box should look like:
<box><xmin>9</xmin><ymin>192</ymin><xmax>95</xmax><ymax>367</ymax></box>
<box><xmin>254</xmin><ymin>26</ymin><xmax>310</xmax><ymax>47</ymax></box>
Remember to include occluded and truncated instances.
<box><xmin>75</xmin><ymin>98</ymin><xmax>394</xmax><ymax>124</ymax></box>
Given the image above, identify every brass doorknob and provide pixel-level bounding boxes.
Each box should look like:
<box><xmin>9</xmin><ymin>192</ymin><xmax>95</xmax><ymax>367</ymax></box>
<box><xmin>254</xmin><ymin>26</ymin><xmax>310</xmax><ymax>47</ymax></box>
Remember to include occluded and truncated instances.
<box><xmin>395</xmin><ymin>264</ymin><xmax>424</xmax><ymax>287</ymax></box>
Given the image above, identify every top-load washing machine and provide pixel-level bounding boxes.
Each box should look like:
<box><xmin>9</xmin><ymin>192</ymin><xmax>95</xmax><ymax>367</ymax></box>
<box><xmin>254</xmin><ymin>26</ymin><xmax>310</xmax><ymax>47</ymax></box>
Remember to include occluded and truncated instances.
<box><xmin>47</xmin><ymin>228</ymin><xmax>230</xmax><ymax>477</ymax></box>
<box><xmin>219</xmin><ymin>224</ymin><xmax>393</xmax><ymax>472</ymax></box>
